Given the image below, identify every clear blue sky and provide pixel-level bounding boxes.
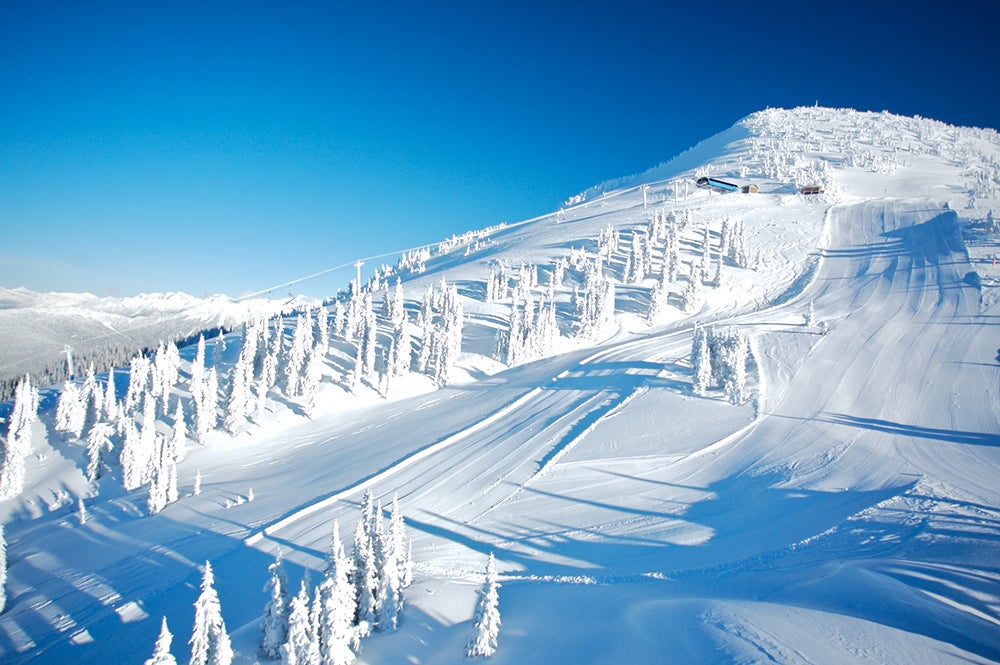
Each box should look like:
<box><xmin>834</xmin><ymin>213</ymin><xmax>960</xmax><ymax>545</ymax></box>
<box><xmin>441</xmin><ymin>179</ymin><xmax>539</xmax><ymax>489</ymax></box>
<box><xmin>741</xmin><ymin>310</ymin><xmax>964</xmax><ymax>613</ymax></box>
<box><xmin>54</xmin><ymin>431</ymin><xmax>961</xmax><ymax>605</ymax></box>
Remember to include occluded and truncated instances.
<box><xmin>2</xmin><ymin>1</ymin><xmax>997</xmax><ymax>299</ymax></box>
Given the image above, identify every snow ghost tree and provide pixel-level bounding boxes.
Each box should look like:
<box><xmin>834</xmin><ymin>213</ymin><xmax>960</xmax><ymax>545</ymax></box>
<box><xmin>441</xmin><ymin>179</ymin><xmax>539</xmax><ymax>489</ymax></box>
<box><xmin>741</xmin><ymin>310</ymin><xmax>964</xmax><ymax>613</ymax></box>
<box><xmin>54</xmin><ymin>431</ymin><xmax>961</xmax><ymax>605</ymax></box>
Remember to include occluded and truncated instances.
<box><xmin>145</xmin><ymin>616</ymin><xmax>178</xmax><ymax>665</ymax></box>
<box><xmin>315</xmin><ymin>521</ymin><xmax>358</xmax><ymax>665</ymax></box>
<box><xmin>282</xmin><ymin>579</ymin><xmax>320</xmax><ymax>665</ymax></box>
<box><xmin>0</xmin><ymin>375</ymin><xmax>39</xmax><ymax>500</ymax></box>
<box><xmin>189</xmin><ymin>561</ymin><xmax>233</xmax><ymax>665</ymax></box>
<box><xmin>466</xmin><ymin>553</ymin><xmax>501</xmax><ymax>658</ymax></box>
<box><xmin>261</xmin><ymin>552</ymin><xmax>292</xmax><ymax>659</ymax></box>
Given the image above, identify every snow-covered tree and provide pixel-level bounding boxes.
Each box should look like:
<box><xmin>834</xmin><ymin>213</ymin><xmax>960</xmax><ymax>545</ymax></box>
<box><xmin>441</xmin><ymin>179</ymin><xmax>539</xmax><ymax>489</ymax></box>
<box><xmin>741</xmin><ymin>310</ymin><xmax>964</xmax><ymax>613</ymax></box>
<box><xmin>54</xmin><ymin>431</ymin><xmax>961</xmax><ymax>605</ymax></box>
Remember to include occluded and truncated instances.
<box><xmin>285</xmin><ymin>313</ymin><xmax>312</xmax><ymax>397</ymax></box>
<box><xmin>194</xmin><ymin>367</ymin><xmax>218</xmax><ymax>444</ymax></box>
<box><xmin>282</xmin><ymin>580</ymin><xmax>319</xmax><ymax>665</ymax></box>
<box><xmin>189</xmin><ymin>334</ymin><xmax>207</xmax><ymax>408</ymax></box>
<box><xmin>804</xmin><ymin>299</ymin><xmax>816</xmax><ymax>328</ymax></box>
<box><xmin>145</xmin><ymin>616</ymin><xmax>178</xmax><ymax>665</ymax></box>
<box><xmin>0</xmin><ymin>375</ymin><xmax>39</xmax><ymax>500</ymax></box>
<box><xmin>261</xmin><ymin>552</ymin><xmax>292</xmax><ymax>660</ymax></box>
<box><xmin>125</xmin><ymin>354</ymin><xmax>152</xmax><ymax>413</ymax></box>
<box><xmin>466</xmin><ymin>553</ymin><xmax>501</xmax><ymax>658</ymax></box>
<box><xmin>691</xmin><ymin>326</ymin><xmax>712</xmax><ymax>396</ymax></box>
<box><xmin>681</xmin><ymin>270</ymin><xmax>703</xmax><ymax>314</ymax></box>
<box><xmin>316</xmin><ymin>521</ymin><xmax>357</xmax><ymax>665</ymax></box>
<box><xmin>102</xmin><ymin>370</ymin><xmax>118</xmax><ymax>421</ymax></box>
<box><xmin>120</xmin><ymin>418</ymin><xmax>143</xmax><ymax>491</ymax></box>
<box><xmin>168</xmin><ymin>400</ymin><xmax>187</xmax><ymax>463</ymax></box>
<box><xmin>352</xmin><ymin>519</ymin><xmax>377</xmax><ymax>638</ymax></box>
<box><xmin>189</xmin><ymin>561</ymin><xmax>233</xmax><ymax>665</ymax></box>
<box><xmin>85</xmin><ymin>421</ymin><xmax>115</xmax><ymax>482</ymax></box>
<box><xmin>55</xmin><ymin>381</ymin><xmax>87</xmax><ymax>439</ymax></box>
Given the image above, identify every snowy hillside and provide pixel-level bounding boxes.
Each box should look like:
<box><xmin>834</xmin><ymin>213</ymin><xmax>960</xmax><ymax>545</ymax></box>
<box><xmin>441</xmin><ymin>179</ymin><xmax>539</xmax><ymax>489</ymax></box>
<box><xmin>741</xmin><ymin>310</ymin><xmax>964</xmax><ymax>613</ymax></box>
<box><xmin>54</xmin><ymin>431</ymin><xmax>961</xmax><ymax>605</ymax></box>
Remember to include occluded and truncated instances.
<box><xmin>1</xmin><ymin>106</ymin><xmax>999</xmax><ymax>664</ymax></box>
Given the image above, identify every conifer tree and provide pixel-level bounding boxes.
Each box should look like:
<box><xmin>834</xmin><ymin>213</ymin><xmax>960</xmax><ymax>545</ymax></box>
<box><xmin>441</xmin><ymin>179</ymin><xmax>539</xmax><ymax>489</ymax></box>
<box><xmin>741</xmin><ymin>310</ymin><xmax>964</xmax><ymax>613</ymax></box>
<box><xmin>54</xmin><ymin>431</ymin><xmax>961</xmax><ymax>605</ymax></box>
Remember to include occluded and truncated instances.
<box><xmin>0</xmin><ymin>375</ymin><xmax>39</xmax><ymax>500</ymax></box>
<box><xmin>282</xmin><ymin>580</ymin><xmax>319</xmax><ymax>665</ymax></box>
<box><xmin>316</xmin><ymin>521</ymin><xmax>357</xmax><ymax>665</ymax></box>
<box><xmin>261</xmin><ymin>552</ymin><xmax>291</xmax><ymax>660</ymax></box>
<box><xmin>55</xmin><ymin>381</ymin><xmax>87</xmax><ymax>439</ymax></box>
<box><xmin>85</xmin><ymin>421</ymin><xmax>115</xmax><ymax>482</ymax></box>
<box><xmin>352</xmin><ymin>519</ymin><xmax>377</xmax><ymax>638</ymax></box>
<box><xmin>145</xmin><ymin>616</ymin><xmax>178</xmax><ymax>665</ymax></box>
<box><xmin>169</xmin><ymin>400</ymin><xmax>187</xmax><ymax>463</ymax></box>
<box><xmin>189</xmin><ymin>561</ymin><xmax>233</xmax><ymax>665</ymax></box>
<box><xmin>189</xmin><ymin>334</ymin><xmax>207</xmax><ymax>408</ymax></box>
<box><xmin>102</xmin><ymin>370</ymin><xmax>118</xmax><ymax>422</ymax></box>
<box><xmin>691</xmin><ymin>326</ymin><xmax>713</xmax><ymax>396</ymax></box>
<box><xmin>466</xmin><ymin>553</ymin><xmax>501</xmax><ymax>658</ymax></box>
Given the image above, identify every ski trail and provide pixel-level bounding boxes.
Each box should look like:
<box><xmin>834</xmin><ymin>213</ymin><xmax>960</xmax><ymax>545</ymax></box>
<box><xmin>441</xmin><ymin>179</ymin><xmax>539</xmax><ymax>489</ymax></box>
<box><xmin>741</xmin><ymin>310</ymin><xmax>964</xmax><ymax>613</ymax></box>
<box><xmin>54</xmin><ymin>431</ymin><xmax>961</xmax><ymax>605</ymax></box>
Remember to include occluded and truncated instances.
<box><xmin>244</xmin><ymin>386</ymin><xmax>544</xmax><ymax>546</ymax></box>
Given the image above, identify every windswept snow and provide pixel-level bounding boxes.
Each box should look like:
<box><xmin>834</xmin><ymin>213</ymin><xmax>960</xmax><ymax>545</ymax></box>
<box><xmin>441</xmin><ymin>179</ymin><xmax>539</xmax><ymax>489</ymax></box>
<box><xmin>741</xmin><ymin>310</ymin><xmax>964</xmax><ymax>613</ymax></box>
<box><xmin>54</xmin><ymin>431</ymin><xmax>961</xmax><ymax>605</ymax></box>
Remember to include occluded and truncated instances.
<box><xmin>1</xmin><ymin>106</ymin><xmax>999</xmax><ymax>664</ymax></box>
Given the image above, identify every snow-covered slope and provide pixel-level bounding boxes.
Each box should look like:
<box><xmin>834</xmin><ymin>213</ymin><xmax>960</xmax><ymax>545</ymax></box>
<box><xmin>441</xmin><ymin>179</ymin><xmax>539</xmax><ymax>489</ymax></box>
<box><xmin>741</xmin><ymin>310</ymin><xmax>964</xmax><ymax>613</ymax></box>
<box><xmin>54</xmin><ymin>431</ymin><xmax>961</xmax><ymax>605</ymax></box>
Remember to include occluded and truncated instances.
<box><xmin>2</xmin><ymin>106</ymin><xmax>999</xmax><ymax>664</ymax></box>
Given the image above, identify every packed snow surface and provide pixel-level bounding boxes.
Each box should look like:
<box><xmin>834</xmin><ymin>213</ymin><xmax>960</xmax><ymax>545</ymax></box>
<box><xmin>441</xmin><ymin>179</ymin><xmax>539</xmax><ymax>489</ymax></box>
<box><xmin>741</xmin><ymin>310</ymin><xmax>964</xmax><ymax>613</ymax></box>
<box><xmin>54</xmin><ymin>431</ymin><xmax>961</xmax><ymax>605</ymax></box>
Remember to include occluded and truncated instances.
<box><xmin>1</xmin><ymin>106</ymin><xmax>1000</xmax><ymax>663</ymax></box>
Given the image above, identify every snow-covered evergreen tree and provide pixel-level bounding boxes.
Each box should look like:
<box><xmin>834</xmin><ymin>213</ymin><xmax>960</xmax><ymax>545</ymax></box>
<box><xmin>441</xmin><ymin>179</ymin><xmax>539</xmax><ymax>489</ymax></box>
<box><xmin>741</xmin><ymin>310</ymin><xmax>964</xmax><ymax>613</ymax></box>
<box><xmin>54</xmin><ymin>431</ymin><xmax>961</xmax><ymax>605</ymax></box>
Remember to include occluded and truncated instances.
<box><xmin>261</xmin><ymin>552</ymin><xmax>292</xmax><ymax>660</ymax></box>
<box><xmin>282</xmin><ymin>580</ymin><xmax>319</xmax><ymax>665</ymax></box>
<box><xmin>0</xmin><ymin>375</ymin><xmax>39</xmax><ymax>500</ymax></box>
<box><xmin>285</xmin><ymin>313</ymin><xmax>311</xmax><ymax>397</ymax></box>
<box><xmin>169</xmin><ymin>400</ymin><xmax>187</xmax><ymax>463</ymax></box>
<box><xmin>352</xmin><ymin>519</ymin><xmax>377</xmax><ymax>638</ymax></box>
<box><xmin>120</xmin><ymin>418</ymin><xmax>143</xmax><ymax>491</ymax></box>
<box><xmin>125</xmin><ymin>354</ymin><xmax>152</xmax><ymax>413</ymax></box>
<box><xmin>85</xmin><ymin>421</ymin><xmax>115</xmax><ymax>482</ymax></box>
<box><xmin>102</xmin><ymin>370</ymin><xmax>118</xmax><ymax>420</ymax></box>
<box><xmin>466</xmin><ymin>553</ymin><xmax>501</xmax><ymax>658</ymax></box>
<box><xmin>189</xmin><ymin>334</ymin><xmax>207</xmax><ymax>408</ymax></box>
<box><xmin>189</xmin><ymin>561</ymin><xmax>233</xmax><ymax>665</ymax></box>
<box><xmin>55</xmin><ymin>381</ymin><xmax>87</xmax><ymax>439</ymax></box>
<box><xmin>316</xmin><ymin>521</ymin><xmax>357</xmax><ymax>665</ymax></box>
<box><xmin>194</xmin><ymin>366</ymin><xmax>218</xmax><ymax>444</ymax></box>
<box><xmin>681</xmin><ymin>270</ymin><xmax>703</xmax><ymax>314</ymax></box>
<box><xmin>691</xmin><ymin>326</ymin><xmax>713</xmax><ymax>396</ymax></box>
<box><xmin>145</xmin><ymin>616</ymin><xmax>178</xmax><ymax>665</ymax></box>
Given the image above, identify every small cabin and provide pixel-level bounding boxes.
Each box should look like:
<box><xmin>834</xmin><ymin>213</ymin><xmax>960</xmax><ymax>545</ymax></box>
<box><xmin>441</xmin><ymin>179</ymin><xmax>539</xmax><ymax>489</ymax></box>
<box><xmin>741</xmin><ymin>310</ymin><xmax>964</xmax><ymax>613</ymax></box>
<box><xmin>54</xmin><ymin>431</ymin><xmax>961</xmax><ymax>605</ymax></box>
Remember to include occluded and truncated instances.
<box><xmin>741</xmin><ymin>184</ymin><xmax>759</xmax><ymax>194</ymax></box>
<box><xmin>801</xmin><ymin>185</ymin><xmax>824</xmax><ymax>195</ymax></box>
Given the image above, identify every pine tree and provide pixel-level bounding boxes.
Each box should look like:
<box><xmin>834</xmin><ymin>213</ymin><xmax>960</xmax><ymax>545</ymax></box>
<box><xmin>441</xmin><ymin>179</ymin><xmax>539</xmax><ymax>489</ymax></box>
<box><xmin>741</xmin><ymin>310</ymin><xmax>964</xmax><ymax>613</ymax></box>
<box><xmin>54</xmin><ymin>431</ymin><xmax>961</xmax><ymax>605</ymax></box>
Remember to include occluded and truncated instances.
<box><xmin>85</xmin><ymin>421</ymin><xmax>115</xmax><ymax>482</ymax></box>
<box><xmin>691</xmin><ymin>326</ymin><xmax>713</xmax><ymax>396</ymax></box>
<box><xmin>352</xmin><ymin>519</ymin><xmax>377</xmax><ymax>638</ymax></box>
<box><xmin>189</xmin><ymin>561</ymin><xmax>233</xmax><ymax>665</ymax></box>
<box><xmin>261</xmin><ymin>552</ymin><xmax>291</xmax><ymax>660</ymax></box>
<box><xmin>145</xmin><ymin>616</ymin><xmax>178</xmax><ymax>665</ymax></box>
<box><xmin>282</xmin><ymin>580</ymin><xmax>319</xmax><ymax>665</ymax></box>
<box><xmin>316</xmin><ymin>521</ymin><xmax>357</xmax><ymax>665</ymax></box>
<box><xmin>55</xmin><ymin>381</ymin><xmax>87</xmax><ymax>439</ymax></box>
<box><xmin>169</xmin><ymin>400</ymin><xmax>187</xmax><ymax>463</ymax></box>
<box><xmin>189</xmin><ymin>334</ymin><xmax>207</xmax><ymax>408</ymax></box>
<box><xmin>466</xmin><ymin>553</ymin><xmax>501</xmax><ymax>658</ymax></box>
<box><xmin>0</xmin><ymin>375</ymin><xmax>39</xmax><ymax>500</ymax></box>
<box><xmin>194</xmin><ymin>367</ymin><xmax>218</xmax><ymax>444</ymax></box>
<box><xmin>285</xmin><ymin>314</ymin><xmax>311</xmax><ymax>397</ymax></box>
<box><xmin>103</xmin><ymin>369</ymin><xmax>118</xmax><ymax>418</ymax></box>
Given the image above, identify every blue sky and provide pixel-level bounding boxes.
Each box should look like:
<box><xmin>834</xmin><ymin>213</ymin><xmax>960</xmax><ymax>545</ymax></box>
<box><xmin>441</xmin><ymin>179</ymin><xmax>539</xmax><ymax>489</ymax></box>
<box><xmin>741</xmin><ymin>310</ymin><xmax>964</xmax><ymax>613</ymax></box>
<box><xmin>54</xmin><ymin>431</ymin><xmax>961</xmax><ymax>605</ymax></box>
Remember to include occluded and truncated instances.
<box><xmin>1</xmin><ymin>1</ymin><xmax>997</xmax><ymax>299</ymax></box>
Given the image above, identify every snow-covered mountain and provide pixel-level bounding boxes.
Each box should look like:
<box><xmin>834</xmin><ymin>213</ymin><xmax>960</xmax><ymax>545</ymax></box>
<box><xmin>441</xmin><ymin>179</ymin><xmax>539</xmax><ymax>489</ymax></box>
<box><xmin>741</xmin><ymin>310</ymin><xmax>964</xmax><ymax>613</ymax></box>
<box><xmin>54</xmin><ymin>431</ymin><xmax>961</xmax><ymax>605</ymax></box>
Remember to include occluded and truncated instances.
<box><xmin>1</xmin><ymin>106</ymin><xmax>999</xmax><ymax>664</ymax></box>
<box><xmin>0</xmin><ymin>287</ymin><xmax>311</xmax><ymax>400</ymax></box>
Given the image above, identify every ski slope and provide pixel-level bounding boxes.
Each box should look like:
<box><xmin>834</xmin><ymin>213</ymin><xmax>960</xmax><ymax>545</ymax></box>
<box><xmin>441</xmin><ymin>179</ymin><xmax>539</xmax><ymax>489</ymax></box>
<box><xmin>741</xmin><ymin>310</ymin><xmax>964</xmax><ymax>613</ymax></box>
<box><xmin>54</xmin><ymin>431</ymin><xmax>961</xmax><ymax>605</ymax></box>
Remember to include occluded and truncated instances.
<box><xmin>1</xmin><ymin>107</ymin><xmax>999</xmax><ymax>663</ymax></box>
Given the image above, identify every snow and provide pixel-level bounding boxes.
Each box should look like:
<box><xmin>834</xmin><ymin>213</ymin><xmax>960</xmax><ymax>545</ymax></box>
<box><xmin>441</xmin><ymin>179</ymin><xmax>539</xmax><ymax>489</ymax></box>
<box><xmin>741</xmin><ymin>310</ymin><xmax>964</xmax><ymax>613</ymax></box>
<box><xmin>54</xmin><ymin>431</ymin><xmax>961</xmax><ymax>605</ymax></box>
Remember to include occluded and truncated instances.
<box><xmin>1</xmin><ymin>106</ymin><xmax>1000</xmax><ymax>663</ymax></box>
